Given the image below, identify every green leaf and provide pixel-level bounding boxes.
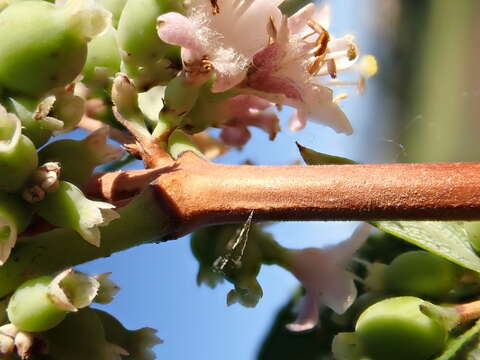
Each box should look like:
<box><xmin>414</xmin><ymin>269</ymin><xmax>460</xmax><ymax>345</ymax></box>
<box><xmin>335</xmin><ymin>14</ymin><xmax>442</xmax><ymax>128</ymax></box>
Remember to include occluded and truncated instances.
<box><xmin>373</xmin><ymin>221</ymin><xmax>480</xmax><ymax>273</ymax></box>
<box><xmin>435</xmin><ymin>319</ymin><xmax>480</xmax><ymax>360</ymax></box>
<box><xmin>296</xmin><ymin>142</ymin><xmax>356</xmax><ymax>165</ymax></box>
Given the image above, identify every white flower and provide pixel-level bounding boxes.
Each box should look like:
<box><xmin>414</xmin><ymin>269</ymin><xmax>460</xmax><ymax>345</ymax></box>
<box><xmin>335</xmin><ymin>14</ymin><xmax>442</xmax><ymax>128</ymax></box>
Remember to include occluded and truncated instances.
<box><xmin>157</xmin><ymin>0</ymin><xmax>283</xmax><ymax>92</ymax></box>
<box><xmin>284</xmin><ymin>223</ymin><xmax>373</xmax><ymax>332</ymax></box>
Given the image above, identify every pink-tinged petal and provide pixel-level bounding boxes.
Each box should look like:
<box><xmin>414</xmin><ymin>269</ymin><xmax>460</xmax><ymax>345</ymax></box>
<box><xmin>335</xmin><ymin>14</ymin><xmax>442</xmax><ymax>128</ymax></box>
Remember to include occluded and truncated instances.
<box><xmin>289</xmin><ymin>110</ymin><xmax>307</xmax><ymax>131</ymax></box>
<box><xmin>243</xmin><ymin>110</ymin><xmax>280</xmax><ymax>140</ymax></box>
<box><xmin>211</xmin><ymin>0</ymin><xmax>283</xmax><ymax>57</ymax></box>
<box><xmin>313</xmin><ymin>3</ymin><xmax>331</xmax><ymax>30</ymax></box>
<box><xmin>310</xmin><ymin>101</ymin><xmax>352</xmax><ymax>135</ymax></box>
<box><xmin>220</xmin><ymin>124</ymin><xmax>251</xmax><ymax>146</ymax></box>
<box><xmin>326</xmin><ymin>223</ymin><xmax>373</xmax><ymax>265</ymax></box>
<box><xmin>211</xmin><ymin>68</ymin><xmax>247</xmax><ymax>93</ymax></box>
<box><xmin>288</xmin><ymin>3</ymin><xmax>316</xmax><ymax>34</ymax></box>
<box><xmin>253</xmin><ymin>43</ymin><xmax>284</xmax><ymax>71</ymax></box>
<box><xmin>286</xmin><ymin>290</ymin><xmax>320</xmax><ymax>332</ymax></box>
<box><xmin>157</xmin><ymin>12</ymin><xmax>203</xmax><ymax>53</ymax></box>
<box><xmin>228</xmin><ymin>95</ymin><xmax>273</xmax><ymax>113</ymax></box>
<box><xmin>320</xmin><ymin>271</ymin><xmax>357</xmax><ymax>314</ymax></box>
<box><xmin>249</xmin><ymin>73</ymin><xmax>303</xmax><ymax>101</ymax></box>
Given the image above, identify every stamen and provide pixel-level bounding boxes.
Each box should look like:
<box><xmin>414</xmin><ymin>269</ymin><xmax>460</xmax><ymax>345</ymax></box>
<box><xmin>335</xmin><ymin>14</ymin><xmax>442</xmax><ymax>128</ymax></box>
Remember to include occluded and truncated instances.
<box><xmin>210</xmin><ymin>0</ymin><xmax>220</xmax><ymax>15</ymax></box>
<box><xmin>201</xmin><ymin>58</ymin><xmax>213</xmax><ymax>72</ymax></box>
<box><xmin>267</xmin><ymin>16</ymin><xmax>277</xmax><ymax>45</ymax></box>
<box><xmin>357</xmin><ymin>76</ymin><xmax>366</xmax><ymax>94</ymax></box>
<box><xmin>314</xmin><ymin>30</ymin><xmax>330</xmax><ymax>57</ymax></box>
<box><xmin>347</xmin><ymin>44</ymin><xmax>358</xmax><ymax>61</ymax></box>
<box><xmin>333</xmin><ymin>93</ymin><xmax>348</xmax><ymax>103</ymax></box>
<box><xmin>307</xmin><ymin>56</ymin><xmax>323</xmax><ymax>75</ymax></box>
<box><xmin>326</xmin><ymin>59</ymin><xmax>337</xmax><ymax>79</ymax></box>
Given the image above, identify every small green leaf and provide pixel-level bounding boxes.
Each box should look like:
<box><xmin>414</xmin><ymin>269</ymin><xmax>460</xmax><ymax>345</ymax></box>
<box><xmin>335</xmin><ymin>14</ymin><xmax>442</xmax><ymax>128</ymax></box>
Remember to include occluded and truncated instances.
<box><xmin>435</xmin><ymin>319</ymin><xmax>480</xmax><ymax>360</ymax></box>
<box><xmin>373</xmin><ymin>221</ymin><xmax>480</xmax><ymax>273</ymax></box>
<box><xmin>296</xmin><ymin>142</ymin><xmax>356</xmax><ymax>165</ymax></box>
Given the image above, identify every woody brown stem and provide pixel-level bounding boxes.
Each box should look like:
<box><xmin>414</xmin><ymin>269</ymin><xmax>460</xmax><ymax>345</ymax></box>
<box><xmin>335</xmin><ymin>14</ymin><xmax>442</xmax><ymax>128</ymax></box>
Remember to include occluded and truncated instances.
<box><xmin>455</xmin><ymin>300</ymin><xmax>480</xmax><ymax>323</ymax></box>
<box><xmin>151</xmin><ymin>152</ymin><xmax>480</xmax><ymax>239</ymax></box>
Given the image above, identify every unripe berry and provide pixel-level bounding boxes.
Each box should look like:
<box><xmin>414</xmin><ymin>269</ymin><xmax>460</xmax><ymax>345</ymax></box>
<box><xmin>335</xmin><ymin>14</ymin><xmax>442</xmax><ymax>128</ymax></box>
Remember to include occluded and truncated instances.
<box><xmin>385</xmin><ymin>250</ymin><xmax>458</xmax><ymax>299</ymax></box>
<box><xmin>355</xmin><ymin>296</ymin><xmax>447</xmax><ymax>360</ymax></box>
<box><xmin>0</xmin><ymin>0</ymin><xmax>110</xmax><ymax>97</ymax></box>
<box><xmin>117</xmin><ymin>0</ymin><xmax>182</xmax><ymax>88</ymax></box>
<box><xmin>7</xmin><ymin>276</ymin><xmax>66</xmax><ymax>332</ymax></box>
<box><xmin>97</xmin><ymin>0</ymin><xmax>127</xmax><ymax>27</ymax></box>
<box><xmin>83</xmin><ymin>27</ymin><xmax>121</xmax><ymax>88</ymax></box>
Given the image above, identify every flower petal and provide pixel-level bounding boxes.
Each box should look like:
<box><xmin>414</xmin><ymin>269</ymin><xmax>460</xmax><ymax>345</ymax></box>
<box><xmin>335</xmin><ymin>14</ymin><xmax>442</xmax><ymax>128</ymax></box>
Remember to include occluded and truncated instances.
<box><xmin>286</xmin><ymin>289</ymin><xmax>320</xmax><ymax>332</ymax></box>
<box><xmin>320</xmin><ymin>270</ymin><xmax>357</xmax><ymax>314</ymax></box>
<box><xmin>326</xmin><ymin>223</ymin><xmax>373</xmax><ymax>264</ymax></box>
<box><xmin>157</xmin><ymin>12</ymin><xmax>203</xmax><ymax>53</ymax></box>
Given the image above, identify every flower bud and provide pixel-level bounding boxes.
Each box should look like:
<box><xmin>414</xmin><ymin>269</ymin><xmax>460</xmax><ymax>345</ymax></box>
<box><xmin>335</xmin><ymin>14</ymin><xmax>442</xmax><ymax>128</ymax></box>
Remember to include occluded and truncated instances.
<box><xmin>0</xmin><ymin>106</ymin><xmax>38</xmax><ymax>192</ymax></box>
<box><xmin>117</xmin><ymin>0</ymin><xmax>182</xmax><ymax>89</ymax></box>
<box><xmin>355</xmin><ymin>296</ymin><xmax>448</xmax><ymax>360</ymax></box>
<box><xmin>34</xmin><ymin>181</ymin><xmax>119</xmax><ymax>246</ymax></box>
<box><xmin>39</xmin><ymin>127</ymin><xmax>123</xmax><ymax>185</ymax></box>
<box><xmin>7</xmin><ymin>269</ymin><xmax>100</xmax><ymax>332</ymax></box>
<box><xmin>162</xmin><ymin>75</ymin><xmax>200</xmax><ymax>118</ymax></box>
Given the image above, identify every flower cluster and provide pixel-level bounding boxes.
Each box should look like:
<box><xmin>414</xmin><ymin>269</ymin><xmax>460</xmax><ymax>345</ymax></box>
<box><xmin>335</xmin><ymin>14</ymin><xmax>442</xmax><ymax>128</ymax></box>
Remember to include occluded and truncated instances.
<box><xmin>157</xmin><ymin>0</ymin><xmax>377</xmax><ymax>141</ymax></box>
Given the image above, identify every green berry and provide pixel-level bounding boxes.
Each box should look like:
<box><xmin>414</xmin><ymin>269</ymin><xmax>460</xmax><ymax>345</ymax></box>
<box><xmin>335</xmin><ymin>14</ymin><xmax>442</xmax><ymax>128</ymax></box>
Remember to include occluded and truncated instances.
<box><xmin>355</xmin><ymin>296</ymin><xmax>447</xmax><ymax>360</ymax></box>
<box><xmin>97</xmin><ymin>0</ymin><xmax>127</xmax><ymax>27</ymax></box>
<box><xmin>7</xmin><ymin>276</ymin><xmax>66</xmax><ymax>332</ymax></box>
<box><xmin>117</xmin><ymin>0</ymin><xmax>182</xmax><ymax>88</ymax></box>
<box><xmin>385</xmin><ymin>251</ymin><xmax>458</xmax><ymax>299</ymax></box>
<box><xmin>0</xmin><ymin>1</ymin><xmax>87</xmax><ymax>96</ymax></box>
<box><xmin>83</xmin><ymin>27</ymin><xmax>121</xmax><ymax>87</ymax></box>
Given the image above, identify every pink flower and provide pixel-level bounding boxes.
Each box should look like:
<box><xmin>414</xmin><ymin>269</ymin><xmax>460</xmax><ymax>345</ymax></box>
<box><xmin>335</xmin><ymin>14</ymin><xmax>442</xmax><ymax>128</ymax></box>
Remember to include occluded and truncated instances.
<box><xmin>284</xmin><ymin>223</ymin><xmax>373</xmax><ymax>332</ymax></box>
<box><xmin>157</xmin><ymin>0</ymin><xmax>283</xmax><ymax>92</ymax></box>
<box><xmin>245</xmin><ymin>3</ymin><xmax>370</xmax><ymax>134</ymax></box>
<box><xmin>219</xmin><ymin>95</ymin><xmax>279</xmax><ymax>146</ymax></box>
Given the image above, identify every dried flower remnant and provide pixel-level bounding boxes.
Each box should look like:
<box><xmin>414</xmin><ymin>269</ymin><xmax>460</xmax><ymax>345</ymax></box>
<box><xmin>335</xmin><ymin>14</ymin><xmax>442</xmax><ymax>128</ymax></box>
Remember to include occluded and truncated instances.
<box><xmin>284</xmin><ymin>223</ymin><xmax>372</xmax><ymax>332</ymax></box>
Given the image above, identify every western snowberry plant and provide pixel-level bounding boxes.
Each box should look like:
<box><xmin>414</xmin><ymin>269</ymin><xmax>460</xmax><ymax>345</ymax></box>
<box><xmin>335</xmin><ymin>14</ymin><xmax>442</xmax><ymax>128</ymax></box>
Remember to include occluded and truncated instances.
<box><xmin>0</xmin><ymin>0</ymin><xmax>479</xmax><ymax>359</ymax></box>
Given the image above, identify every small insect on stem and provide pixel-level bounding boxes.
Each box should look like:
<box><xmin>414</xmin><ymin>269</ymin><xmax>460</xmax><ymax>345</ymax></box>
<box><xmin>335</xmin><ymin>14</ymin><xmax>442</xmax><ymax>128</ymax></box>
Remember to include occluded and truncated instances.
<box><xmin>210</xmin><ymin>0</ymin><xmax>220</xmax><ymax>15</ymax></box>
<box><xmin>213</xmin><ymin>211</ymin><xmax>254</xmax><ymax>273</ymax></box>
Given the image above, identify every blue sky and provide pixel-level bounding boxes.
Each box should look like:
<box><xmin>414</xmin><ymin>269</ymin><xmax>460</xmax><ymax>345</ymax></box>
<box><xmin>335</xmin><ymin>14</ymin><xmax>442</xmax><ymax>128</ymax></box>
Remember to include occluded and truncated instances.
<box><xmin>78</xmin><ymin>1</ymin><xmax>394</xmax><ymax>359</ymax></box>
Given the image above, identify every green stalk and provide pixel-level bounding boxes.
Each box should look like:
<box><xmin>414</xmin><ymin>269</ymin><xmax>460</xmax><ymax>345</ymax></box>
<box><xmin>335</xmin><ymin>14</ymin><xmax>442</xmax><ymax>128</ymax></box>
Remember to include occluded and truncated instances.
<box><xmin>0</xmin><ymin>187</ymin><xmax>168</xmax><ymax>297</ymax></box>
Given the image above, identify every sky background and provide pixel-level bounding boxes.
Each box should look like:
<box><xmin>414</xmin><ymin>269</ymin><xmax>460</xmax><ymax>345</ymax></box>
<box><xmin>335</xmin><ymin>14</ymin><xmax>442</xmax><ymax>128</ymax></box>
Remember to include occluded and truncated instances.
<box><xmin>78</xmin><ymin>1</ymin><xmax>395</xmax><ymax>359</ymax></box>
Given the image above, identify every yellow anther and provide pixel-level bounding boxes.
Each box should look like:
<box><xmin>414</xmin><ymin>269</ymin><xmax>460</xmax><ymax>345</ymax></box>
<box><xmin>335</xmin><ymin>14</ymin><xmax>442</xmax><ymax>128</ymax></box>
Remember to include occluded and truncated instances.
<box><xmin>359</xmin><ymin>55</ymin><xmax>378</xmax><ymax>78</ymax></box>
